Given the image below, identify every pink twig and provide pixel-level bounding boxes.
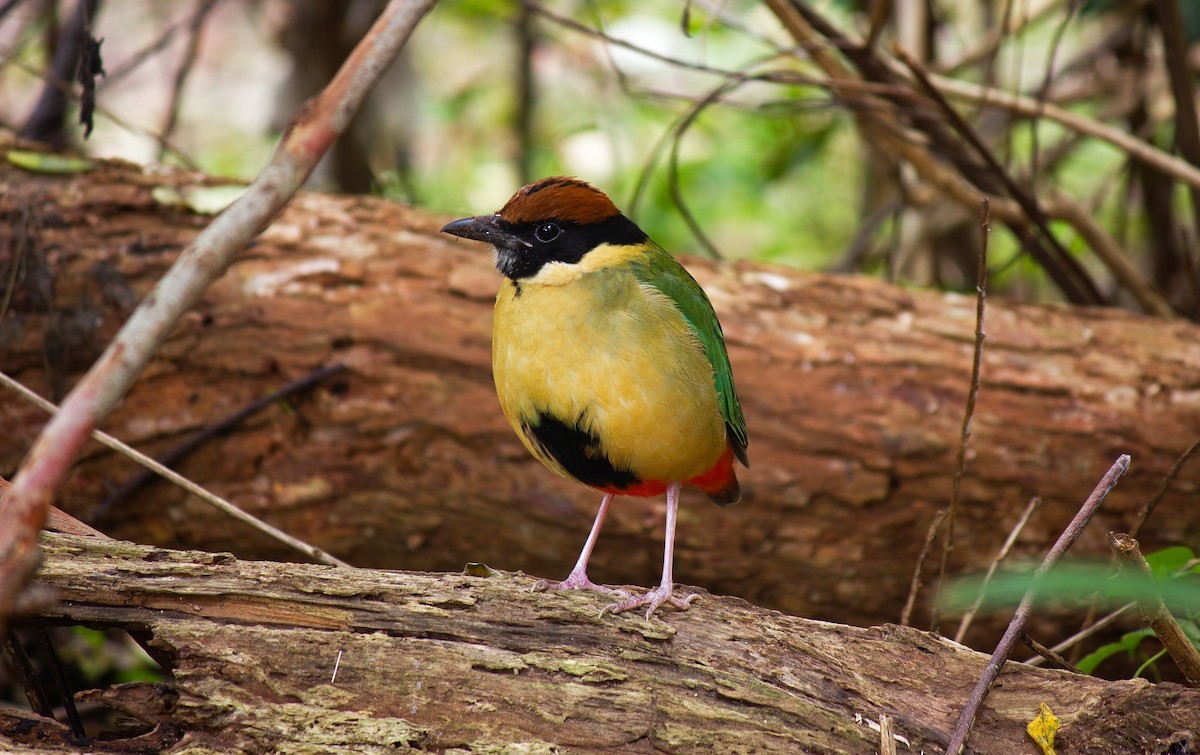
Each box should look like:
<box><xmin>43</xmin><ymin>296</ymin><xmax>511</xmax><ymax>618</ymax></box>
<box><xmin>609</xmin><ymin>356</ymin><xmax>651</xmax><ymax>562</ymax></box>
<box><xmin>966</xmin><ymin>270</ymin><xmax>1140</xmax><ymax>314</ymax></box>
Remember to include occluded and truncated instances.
<box><xmin>0</xmin><ymin>0</ymin><xmax>435</xmax><ymax>624</ymax></box>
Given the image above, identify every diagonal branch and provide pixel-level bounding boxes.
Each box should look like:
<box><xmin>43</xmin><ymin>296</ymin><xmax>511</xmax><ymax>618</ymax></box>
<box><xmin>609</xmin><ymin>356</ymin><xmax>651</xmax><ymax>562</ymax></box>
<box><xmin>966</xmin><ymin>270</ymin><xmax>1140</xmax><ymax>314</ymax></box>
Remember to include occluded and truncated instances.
<box><xmin>946</xmin><ymin>454</ymin><xmax>1130</xmax><ymax>754</ymax></box>
<box><xmin>764</xmin><ymin>0</ymin><xmax>1108</xmax><ymax>307</ymax></box>
<box><xmin>0</xmin><ymin>0</ymin><xmax>435</xmax><ymax>626</ymax></box>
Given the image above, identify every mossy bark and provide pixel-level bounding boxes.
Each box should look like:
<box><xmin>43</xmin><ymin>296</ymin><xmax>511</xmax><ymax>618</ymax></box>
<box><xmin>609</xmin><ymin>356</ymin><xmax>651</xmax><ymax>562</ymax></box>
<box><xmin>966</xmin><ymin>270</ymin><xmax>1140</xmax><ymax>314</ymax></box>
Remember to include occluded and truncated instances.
<box><xmin>3</xmin><ymin>532</ymin><xmax>1197</xmax><ymax>754</ymax></box>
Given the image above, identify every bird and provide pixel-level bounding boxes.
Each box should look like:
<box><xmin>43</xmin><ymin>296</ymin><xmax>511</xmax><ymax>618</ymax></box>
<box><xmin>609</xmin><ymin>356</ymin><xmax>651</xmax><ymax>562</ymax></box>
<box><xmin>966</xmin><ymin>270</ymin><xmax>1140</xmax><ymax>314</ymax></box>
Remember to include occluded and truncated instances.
<box><xmin>441</xmin><ymin>176</ymin><xmax>748</xmax><ymax>618</ymax></box>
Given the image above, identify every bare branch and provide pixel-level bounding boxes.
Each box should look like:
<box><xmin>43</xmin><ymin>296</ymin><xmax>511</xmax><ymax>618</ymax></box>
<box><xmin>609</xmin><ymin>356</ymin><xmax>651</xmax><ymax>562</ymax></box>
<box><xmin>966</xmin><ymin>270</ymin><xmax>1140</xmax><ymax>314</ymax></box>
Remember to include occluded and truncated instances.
<box><xmin>935</xmin><ymin>198</ymin><xmax>991</xmax><ymax>628</ymax></box>
<box><xmin>954</xmin><ymin>496</ymin><xmax>1042</xmax><ymax>643</ymax></box>
<box><xmin>1022</xmin><ymin>603</ymin><xmax>1135</xmax><ymax>667</ymax></box>
<box><xmin>946</xmin><ymin>454</ymin><xmax>1130</xmax><ymax>754</ymax></box>
<box><xmin>899</xmin><ymin>509</ymin><xmax>946</xmax><ymax>627</ymax></box>
<box><xmin>1130</xmin><ymin>438</ymin><xmax>1200</xmax><ymax>538</ymax></box>
<box><xmin>157</xmin><ymin>0</ymin><xmax>220</xmax><ymax>161</ymax></box>
<box><xmin>0</xmin><ymin>0</ymin><xmax>433</xmax><ymax>623</ymax></box>
<box><xmin>1020</xmin><ymin>631</ymin><xmax>1082</xmax><ymax>673</ymax></box>
<box><xmin>923</xmin><ymin>73</ymin><xmax>1200</xmax><ymax>193</ymax></box>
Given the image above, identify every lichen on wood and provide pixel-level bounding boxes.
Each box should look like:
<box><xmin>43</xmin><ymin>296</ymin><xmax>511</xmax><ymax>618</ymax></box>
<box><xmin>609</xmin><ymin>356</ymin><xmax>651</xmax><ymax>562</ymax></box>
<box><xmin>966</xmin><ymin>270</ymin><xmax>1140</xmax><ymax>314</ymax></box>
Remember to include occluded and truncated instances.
<box><xmin>2</xmin><ymin>532</ymin><xmax>1196</xmax><ymax>753</ymax></box>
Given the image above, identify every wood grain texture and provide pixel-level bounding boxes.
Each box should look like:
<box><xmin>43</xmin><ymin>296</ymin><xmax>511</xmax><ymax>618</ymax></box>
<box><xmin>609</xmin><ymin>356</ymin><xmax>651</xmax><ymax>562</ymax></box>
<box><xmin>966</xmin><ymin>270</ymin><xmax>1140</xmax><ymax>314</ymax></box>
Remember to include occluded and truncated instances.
<box><xmin>3</xmin><ymin>532</ymin><xmax>1196</xmax><ymax>754</ymax></box>
<box><xmin>1</xmin><ymin>145</ymin><xmax>1198</xmax><ymax>638</ymax></box>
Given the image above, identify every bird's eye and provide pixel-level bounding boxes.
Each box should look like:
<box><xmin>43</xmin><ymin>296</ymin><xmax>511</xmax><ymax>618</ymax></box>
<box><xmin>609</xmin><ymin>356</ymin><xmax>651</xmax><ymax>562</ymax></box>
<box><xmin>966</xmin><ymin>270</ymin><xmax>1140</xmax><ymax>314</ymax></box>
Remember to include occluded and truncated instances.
<box><xmin>534</xmin><ymin>222</ymin><xmax>561</xmax><ymax>243</ymax></box>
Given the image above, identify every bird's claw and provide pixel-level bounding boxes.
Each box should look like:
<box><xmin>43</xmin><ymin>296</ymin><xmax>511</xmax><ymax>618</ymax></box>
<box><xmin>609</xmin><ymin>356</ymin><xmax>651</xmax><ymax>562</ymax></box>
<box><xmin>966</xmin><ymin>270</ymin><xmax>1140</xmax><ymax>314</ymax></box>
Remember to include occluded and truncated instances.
<box><xmin>532</xmin><ymin>572</ymin><xmax>630</xmax><ymax>598</ymax></box>
<box><xmin>602</xmin><ymin>585</ymin><xmax>698</xmax><ymax>620</ymax></box>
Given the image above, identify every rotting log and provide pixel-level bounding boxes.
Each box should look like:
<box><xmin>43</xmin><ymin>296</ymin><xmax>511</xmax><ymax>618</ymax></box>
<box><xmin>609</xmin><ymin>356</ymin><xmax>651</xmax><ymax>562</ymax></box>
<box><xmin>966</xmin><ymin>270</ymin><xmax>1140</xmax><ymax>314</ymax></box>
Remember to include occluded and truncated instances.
<box><xmin>3</xmin><ymin>532</ymin><xmax>1198</xmax><ymax>754</ymax></box>
<box><xmin>1</xmin><ymin>141</ymin><xmax>1199</xmax><ymax>635</ymax></box>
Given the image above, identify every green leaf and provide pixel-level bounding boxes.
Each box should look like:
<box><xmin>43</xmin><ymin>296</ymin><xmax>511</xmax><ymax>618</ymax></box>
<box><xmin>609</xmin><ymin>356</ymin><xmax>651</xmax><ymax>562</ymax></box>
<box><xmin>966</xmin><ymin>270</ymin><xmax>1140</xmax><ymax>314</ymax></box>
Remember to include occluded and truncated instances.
<box><xmin>1145</xmin><ymin>546</ymin><xmax>1197</xmax><ymax>576</ymax></box>
<box><xmin>1075</xmin><ymin>628</ymin><xmax>1154</xmax><ymax>674</ymax></box>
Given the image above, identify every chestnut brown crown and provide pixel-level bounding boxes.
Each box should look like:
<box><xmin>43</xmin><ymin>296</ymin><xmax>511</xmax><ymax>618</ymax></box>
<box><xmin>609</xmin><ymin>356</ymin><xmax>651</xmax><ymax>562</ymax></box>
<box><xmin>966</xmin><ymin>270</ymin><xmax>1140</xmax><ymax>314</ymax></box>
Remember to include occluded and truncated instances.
<box><xmin>496</xmin><ymin>176</ymin><xmax>621</xmax><ymax>226</ymax></box>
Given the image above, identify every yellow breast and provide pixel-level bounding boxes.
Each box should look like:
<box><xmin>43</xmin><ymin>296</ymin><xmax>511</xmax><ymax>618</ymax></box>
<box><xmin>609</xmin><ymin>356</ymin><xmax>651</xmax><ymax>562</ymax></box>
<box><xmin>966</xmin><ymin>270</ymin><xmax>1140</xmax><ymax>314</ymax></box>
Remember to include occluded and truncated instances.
<box><xmin>492</xmin><ymin>250</ymin><xmax>725</xmax><ymax>486</ymax></box>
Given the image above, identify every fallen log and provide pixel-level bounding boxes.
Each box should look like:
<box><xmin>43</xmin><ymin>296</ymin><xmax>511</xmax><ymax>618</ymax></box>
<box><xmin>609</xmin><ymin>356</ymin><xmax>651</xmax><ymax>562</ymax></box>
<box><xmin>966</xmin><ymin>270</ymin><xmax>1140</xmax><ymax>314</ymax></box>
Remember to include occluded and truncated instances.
<box><xmin>1</xmin><ymin>142</ymin><xmax>1198</xmax><ymax>633</ymax></box>
<box><xmin>3</xmin><ymin>532</ymin><xmax>1196</xmax><ymax>754</ymax></box>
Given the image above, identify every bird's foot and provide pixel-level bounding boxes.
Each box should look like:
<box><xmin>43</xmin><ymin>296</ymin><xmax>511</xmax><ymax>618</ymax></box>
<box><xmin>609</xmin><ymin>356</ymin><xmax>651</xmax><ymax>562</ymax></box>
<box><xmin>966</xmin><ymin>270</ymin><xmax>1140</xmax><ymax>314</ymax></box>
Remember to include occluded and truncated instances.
<box><xmin>603</xmin><ymin>584</ymin><xmax>698</xmax><ymax>620</ymax></box>
<box><xmin>532</xmin><ymin>571</ymin><xmax>630</xmax><ymax>598</ymax></box>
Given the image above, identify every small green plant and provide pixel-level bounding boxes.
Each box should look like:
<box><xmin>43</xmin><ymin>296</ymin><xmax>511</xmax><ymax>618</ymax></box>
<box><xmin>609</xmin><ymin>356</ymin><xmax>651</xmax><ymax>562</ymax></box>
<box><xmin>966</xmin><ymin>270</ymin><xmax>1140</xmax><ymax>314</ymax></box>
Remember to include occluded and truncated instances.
<box><xmin>1076</xmin><ymin>547</ymin><xmax>1200</xmax><ymax>679</ymax></box>
<box><xmin>942</xmin><ymin>546</ymin><xmax>1200</xmax><ymax>680</ymax></box>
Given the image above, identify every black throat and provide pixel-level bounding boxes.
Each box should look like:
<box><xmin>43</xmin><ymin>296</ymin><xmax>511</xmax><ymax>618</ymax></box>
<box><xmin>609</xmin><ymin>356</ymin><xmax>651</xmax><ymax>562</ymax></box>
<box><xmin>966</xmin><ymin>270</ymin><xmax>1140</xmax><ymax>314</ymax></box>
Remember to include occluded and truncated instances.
<box><xmin>494</xmin><ymin>214</ymin><xmax>647</xmax><ymax>280</ymax></box>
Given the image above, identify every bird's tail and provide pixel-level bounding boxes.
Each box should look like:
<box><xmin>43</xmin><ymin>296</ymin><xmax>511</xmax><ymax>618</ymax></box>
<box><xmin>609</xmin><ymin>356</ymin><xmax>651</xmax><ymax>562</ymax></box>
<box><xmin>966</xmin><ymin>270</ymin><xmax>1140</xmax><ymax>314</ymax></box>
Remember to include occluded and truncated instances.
<box><xmin>689</xmin><ymin>445</ymin><xmax>741</xmax><ymax>506</ymax></box>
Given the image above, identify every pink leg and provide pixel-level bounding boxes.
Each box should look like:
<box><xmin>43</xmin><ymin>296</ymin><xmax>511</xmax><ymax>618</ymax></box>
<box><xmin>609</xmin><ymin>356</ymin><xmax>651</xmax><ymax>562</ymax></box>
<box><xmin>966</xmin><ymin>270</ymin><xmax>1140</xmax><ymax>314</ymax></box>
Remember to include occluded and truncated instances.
<box><xmin>605</xmin><ymin>481</ymin><xmax>698</xmax><ymax>619</ymax></box>
<box><xmin>533</xmin><ymin>493</ymin><xmax>629</xmax><ymax>597</ymax></box>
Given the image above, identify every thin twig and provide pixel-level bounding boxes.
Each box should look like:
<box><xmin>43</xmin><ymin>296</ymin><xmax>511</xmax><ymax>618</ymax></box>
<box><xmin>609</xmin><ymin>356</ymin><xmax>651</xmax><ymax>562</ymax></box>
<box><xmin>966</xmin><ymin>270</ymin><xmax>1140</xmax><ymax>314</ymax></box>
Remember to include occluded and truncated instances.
<box><xmin>101</xmin><ymin>0</ymin><xmax>223</xmax><ymax>87</ymax></box>
<box><xmin>513</xmin><ymin>0</ymin><xmax>536</xmax><ymax>184</ymax></box>
<box><xmin>93</xmin><ymin>363</ymin><xmax>346</xmax><ymax>521</ymax></box>
<box><xmin>0</xmin><ymin>370</ymin><xmax>351</xmax><ymax>568</ymax></box>
<box><xmin>2</xmin><ymin>629</ymin><xmax>55</xmax><ymax>718</ymax></box>
<box><xmin>925</xmin><ymin>72</ymin><xmax>1200</xmax><ymax>192</ymax></box>
<box><xmin>1129</xmin><ymin>438</ymin><xmax>1200</xmax><ymax>538</ymax></box>
<box><xmin>1019</xmin><ymin>631</ymin><xmax>1081</xmax><ymax>674</ymax></box>
<box><xmin>0</xmin><ymin>205</ymin><xmax>33</xmax><ymax>323</ymax></box>
<box><xmin>541</xmin><ymin>0</ymin><xmax>1200</xmax><ymax>202</ymax></box>
<box><xmin>934</xmin><ymin>198</ymin><xmax>990</xmax><ymax>629</ymax></box>
<box><xmin>1027</xmin><ymin>0</ymin><xmax>1081</xmax><ymax>183</ymax></box>
<box><xmin>1107</xmin><ymin>532</ymin><xmax>1200</xmax><ymax>686</ymax></box>
<box><xmin>158</xmin><ymin>0</ymin><xmax>219</xmax><ymax>161</ymax></box>
<box><xmin>1021</xmin><ymin>603</ymin><xmax>1134</xmax><ymax>667</ymax></box>
<box><xmin>768</xmin><ymin>0</ymin><xmax>1106</xmax><ymax>306</ymax></box>
<box><xmin>1153</xmin><ymin>0</ymin><xmax>1200</xmax><ymax>245</ymax></box>
<box><xmin>954</xmin><ymin>496</ymin><xmax>1042</xmax><ymax>643</ymax></box>
<box><xmin>945</xmin><ymin>454</ymin><xmax>1130</xmax><ymax>755</ymax></box>
<box><xmin>828</xmin><ymin>197</ymin><xmax>903</xmax><ymax>273</ymax></box>
<box><xmin>937</xmin><ymin>0</ymin><xmax>1059</xmax><ymax>73</ymax></box>
<box><xmin>863</xmin><ymin>0</ymin><xmax>890</xmax><ymax>51</ymax></box>
<box><xmin>687</xmin><ymin>0</ymin><xmax>788</xmax><ymax>52</ymax></box>
<box><xmin>1045</xmin><ymin>193</ymin><xmax>1174</xmax><ymax>317</ymax></box>
<box><xmin>0</xmin><ymin>0</ymin><xmax>27</xmax><ymax>23</ymax></box>
<box><xmin>37</xmin><ymin>628</ymin><xmax>85</xmax><ymax>739</ymax></box>
<box><xmin>666</xmin><ymin>75</ymin><xmax>756</xmax><ymax>260</ymax></box>
<box><xmin>900</xmin><ymin>509</ymin><xmax>946</xmax><ymax>627</ymax></box>
<box><xmin>895</xmin><ymin>46</ymin><xmax>1104</xmax><ymax>307</ymax></box>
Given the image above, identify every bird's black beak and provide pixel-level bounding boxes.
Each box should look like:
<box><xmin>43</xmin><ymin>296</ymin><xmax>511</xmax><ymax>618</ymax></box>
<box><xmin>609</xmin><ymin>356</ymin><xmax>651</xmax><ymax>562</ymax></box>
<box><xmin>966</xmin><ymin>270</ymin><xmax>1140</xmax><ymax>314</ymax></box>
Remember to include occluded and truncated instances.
<box><xmin>441</xmin><ymin>215</ymin><xmax>530</xmax><ymax>248</ymax></box>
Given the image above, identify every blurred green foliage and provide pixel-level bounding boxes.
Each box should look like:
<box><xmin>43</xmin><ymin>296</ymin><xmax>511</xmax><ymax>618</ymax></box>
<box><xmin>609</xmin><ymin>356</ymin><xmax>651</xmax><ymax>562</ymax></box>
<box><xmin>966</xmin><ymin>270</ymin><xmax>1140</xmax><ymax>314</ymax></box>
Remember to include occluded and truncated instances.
<box><xmin>6</xmin><ymin>0</ymin><xmax>1191</xmax><ymax>305</ymax></box>
<box><xmin>60</xmin><ymin>627</ymin><xmax>163</xmax><ymax>686</ymax></box>
<box><xmin>381</xmin><ymin>0</ymin><xmax>865</xmax><ymax>264</ymax></box>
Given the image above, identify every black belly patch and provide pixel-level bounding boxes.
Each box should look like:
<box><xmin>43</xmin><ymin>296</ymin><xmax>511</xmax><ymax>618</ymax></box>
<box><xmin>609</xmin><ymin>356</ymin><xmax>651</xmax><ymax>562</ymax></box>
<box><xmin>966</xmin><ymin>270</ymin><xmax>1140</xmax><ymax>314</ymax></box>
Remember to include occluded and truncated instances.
<box><xmin>524</xmin><ymin>412</ymin><xmax>640</xmax><ymax>489</ymax></box>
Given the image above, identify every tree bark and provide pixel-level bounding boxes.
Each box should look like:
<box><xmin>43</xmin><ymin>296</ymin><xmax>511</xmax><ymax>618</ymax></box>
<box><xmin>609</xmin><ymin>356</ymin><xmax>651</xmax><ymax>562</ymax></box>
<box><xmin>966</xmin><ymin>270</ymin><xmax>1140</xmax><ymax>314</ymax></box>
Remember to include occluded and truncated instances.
<box><xmin>2</xmin><ymin>532</ymin><xmax>1195</xmax><ymax>754</ymax></box>
<box><xmin>1</xmin><ymin>140</ymin><xmax>1199</xmax><ymax>636</ymax></box>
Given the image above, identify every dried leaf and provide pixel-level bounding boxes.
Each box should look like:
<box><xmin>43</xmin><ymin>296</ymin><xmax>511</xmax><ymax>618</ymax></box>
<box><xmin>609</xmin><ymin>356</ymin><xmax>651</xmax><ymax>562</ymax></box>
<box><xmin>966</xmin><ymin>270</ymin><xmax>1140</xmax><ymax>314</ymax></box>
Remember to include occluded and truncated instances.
<box><xmin>1026</xmin><ymin>702</ymin><xmax>1059</xmax><ymax>755</ymax></box>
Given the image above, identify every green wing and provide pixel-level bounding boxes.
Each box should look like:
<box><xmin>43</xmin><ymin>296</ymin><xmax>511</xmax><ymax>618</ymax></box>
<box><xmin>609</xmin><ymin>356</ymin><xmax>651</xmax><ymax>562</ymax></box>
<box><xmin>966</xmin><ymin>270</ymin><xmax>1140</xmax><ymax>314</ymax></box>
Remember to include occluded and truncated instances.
<box><xmin>632</xmin><ymin>243</ymin><xmax>749</xmax><ymax>465</ymax></box>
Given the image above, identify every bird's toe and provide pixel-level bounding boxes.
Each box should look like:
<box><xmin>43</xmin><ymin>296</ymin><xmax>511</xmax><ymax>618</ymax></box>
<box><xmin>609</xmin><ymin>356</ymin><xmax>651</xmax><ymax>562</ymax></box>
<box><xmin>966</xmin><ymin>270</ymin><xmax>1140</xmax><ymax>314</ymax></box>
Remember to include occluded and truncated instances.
<box><xmin>534</xmin><ymin>571</ymin><xmax>628</xmax><ymax>597</ymax></box>
<box><xmin>604</xmin><ymin>585</ymin><xmax>697</xmax><ymax>620</ymax></box>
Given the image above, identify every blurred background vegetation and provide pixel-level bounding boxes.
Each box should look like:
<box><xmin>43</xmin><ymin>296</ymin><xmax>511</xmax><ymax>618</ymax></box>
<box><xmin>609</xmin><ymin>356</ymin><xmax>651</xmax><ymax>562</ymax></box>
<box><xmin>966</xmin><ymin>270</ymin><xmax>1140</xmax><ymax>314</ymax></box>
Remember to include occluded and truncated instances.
<box><xmin>3</xmin><ymin>0</ymin><xmax>1200</xmax><ymax>317</ymax></box>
